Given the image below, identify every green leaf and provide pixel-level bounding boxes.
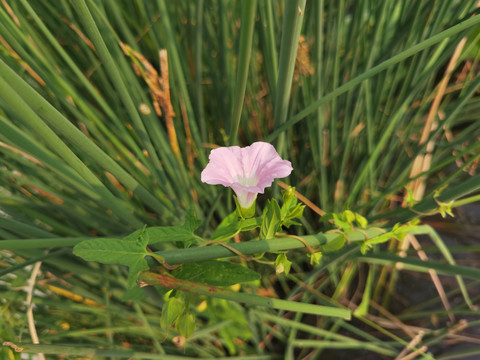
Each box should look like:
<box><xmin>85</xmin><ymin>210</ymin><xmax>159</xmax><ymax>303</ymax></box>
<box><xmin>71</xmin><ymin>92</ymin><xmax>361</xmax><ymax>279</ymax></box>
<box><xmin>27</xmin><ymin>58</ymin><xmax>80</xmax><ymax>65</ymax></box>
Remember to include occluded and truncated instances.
<box><xmin>332</xmin><ymin>213</ymin><xmax>352</xmax><ymax>232</ymax></box>
<box><xmin>260</xmin><ymin>199</ymin><xmax>282</xmax><ymax>239</ymax></box>
<box><xmin>176</xmin><ymin>311</ymin><xmax>196</xmax><ymax>338</ymax></box>
<box><xmin>343</xmin><ymin>210</ymin><xmax>355</xmax><ymax>224</ymax></box>
<box><xmin>160</xmin><ymin>296</ymin><xmax>185</xmax><ymax>330</ymax></box>
<box><xmin>147</xmin><ymin>226</ymin><xmax>196</xmax><ymax>244</ymax></box>
<box><xmin>73</xmin><ymin>237</ymin><xmax>150</xmax><ymax>288</ymax></box>
<box><xmin>211</xmin><ymin>211</ymin><xmax>240</xmax><ymax>240</ymax></box>
<box><xmin>121</xmin><ymin>286</ymin><xmax>147</xmax><ymax>302</ymax></box>
<box><xmin>239</xmin><ymin>216</ymin><xmax>263</xmax><ymax>232</ymax></box>
<box><xmin>275</xmin><ymin>253</ymin><xmax>292</xmax><ymax>275</ymax></box>
<box><xmin>127</xmin><ymin>257</ymin><xmax>150</xmax><ymax>288</ymax></box>
<box><xmin>122</xmin><ymin>228</ymin><xmax>145</xmax><ymax>242</ymax></box>
<box><xmin>320</xmin><ymin>234</ymin><xmax>346</xmax><ymax>252</ymax></box>
<box><xmin>73</xmin><ymin>238</ymin><xmax>148</xmax><ymax>266</ymax></box>
<box><xmin>147</xmin><ymin>207</ymin><xmax>201</xmax><ymax>244</ymax></box>
<box><xmin>280</xmin><ymin>186</ymin><xmax>305</xmax><ymax>228</ymax></box>
<box><xmin>360</xmin><ymin>221</ymin><xmax>419</xmax><ymax>254</ymax></box>
<box><xmin>404</xmin><ymin>187</ymin><xmax>418</xmax><ymax>207</ymax></box>
<box><xmin>174</xmin><ymin>260</ymin><xmax>260</xmax><ymax>286</ymax></box>
<box><xmin>206</xmin><ymin>298</ymin><xmax>252</xmax><ymax>355</ymax></box>
<box><xmin>437</xmin><ymin>201</ymin><xmax>454</xmax><ymax>218</ymax></box>
<box><xmin>319</xmin><ymin>213</ymin><xmax>334</xmax><ymax>223</ymax></box>
<box><xmin>309</xmin><ymin>252</ymin><xmax>323</xmax><ymax>266</ymax></box>
<box><xmin>74</xmin><ymin>227</ymin><xmax>151</xmax><ymax>288</ymax></box>
<box><xmin>353</xmin><ymin>265</ymin><xmax>375</xmax><ymax>317</ymax></box>
<box><xmin>280</xmin><ymin>186</ymin><xmax>298</xmax><ymax>217</ymax></box>
<box><xmin>184</xmin><ymin>207</ymin><xmax>202</xmax><ymax>233</ymax></box>
<box><xmin>355</xmin><ymin>213</ymin><xmax>368</xmax><ymax>228</ymax></box>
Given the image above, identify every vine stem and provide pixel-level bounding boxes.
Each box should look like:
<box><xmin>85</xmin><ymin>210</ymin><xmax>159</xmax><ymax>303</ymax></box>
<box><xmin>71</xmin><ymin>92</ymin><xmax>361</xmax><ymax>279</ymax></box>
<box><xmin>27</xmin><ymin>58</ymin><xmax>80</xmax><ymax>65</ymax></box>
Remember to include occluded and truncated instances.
<box><xmin>151</xmin><ymin>229</ymin><xmax>385</xmax><ymax>265</ymax></box>
<box><xmin>138</xmin><ymin>271</ymin><xmax>351</xmax><ymax>319</ymax></box>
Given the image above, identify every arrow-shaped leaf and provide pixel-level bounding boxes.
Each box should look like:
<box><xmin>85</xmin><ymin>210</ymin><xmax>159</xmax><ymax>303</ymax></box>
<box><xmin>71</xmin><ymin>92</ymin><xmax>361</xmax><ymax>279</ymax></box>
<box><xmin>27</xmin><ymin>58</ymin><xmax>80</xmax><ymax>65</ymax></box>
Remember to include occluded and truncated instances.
<box><xmin>73</xmin><ymin>231</ymin><xmax>150</xmax><ymax>288</ymax></box>
<box><xmin>147</xmin><ymin>207</ymin><xmax>201</xmax><ymax>244</ymax></box>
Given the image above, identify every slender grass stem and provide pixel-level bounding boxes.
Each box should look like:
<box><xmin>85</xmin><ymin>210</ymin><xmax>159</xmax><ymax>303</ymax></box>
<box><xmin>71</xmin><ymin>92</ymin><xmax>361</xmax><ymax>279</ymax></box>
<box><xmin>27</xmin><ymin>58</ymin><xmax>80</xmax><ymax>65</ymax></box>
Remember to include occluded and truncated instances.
<box><xmin>266</xmin><ymin>14</ymin><xmax>480</xmax><ymax>142</ymax></box>
<box><xmin>273</xmin><ymin>0</ymin><xmax>306</xmax><ymax>154</ymax></box>
<box><xmin>139</xmin><ymin>271</ymin><xmax>351</xmax><ymax>318</ymax></box>
<box><xmin>228</xmin><ymin>0</ymin><xmax>257</xmax><ymax>145</ymax></box>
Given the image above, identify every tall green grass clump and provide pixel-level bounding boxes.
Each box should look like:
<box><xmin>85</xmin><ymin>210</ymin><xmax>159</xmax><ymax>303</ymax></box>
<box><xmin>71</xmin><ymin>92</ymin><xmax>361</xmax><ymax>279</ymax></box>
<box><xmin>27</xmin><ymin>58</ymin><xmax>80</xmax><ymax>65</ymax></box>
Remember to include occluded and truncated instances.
<box><xmin>1</xmin><ymin>0</ymin><xmax>480</xmax><ymax>359</ymax></box>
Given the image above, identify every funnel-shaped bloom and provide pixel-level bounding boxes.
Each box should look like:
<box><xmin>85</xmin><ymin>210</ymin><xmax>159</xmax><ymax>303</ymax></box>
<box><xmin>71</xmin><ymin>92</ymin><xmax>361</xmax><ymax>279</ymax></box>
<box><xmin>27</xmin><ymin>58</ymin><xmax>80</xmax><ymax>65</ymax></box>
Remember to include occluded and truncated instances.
<box><xmin>201</xmin><ymin>142</ymin><xmax>293</xmax><ymax>212</ymax></box>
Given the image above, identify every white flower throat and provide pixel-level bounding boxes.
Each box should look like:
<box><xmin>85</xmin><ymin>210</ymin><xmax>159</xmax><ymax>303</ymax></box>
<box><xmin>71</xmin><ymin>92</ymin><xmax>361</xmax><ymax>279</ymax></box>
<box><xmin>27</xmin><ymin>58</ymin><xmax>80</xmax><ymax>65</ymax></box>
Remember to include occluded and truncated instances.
<box><xmin>235</xmin><ymin>173</ymin><xmax>258</xmax><ymax>187</ymax></box>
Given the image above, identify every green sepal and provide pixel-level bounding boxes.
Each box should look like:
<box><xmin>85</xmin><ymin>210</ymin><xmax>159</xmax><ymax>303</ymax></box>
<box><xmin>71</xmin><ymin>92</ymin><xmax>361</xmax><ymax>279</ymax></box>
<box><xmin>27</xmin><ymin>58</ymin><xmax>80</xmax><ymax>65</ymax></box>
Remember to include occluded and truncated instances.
<box><xmin>309</xmin><ymin>252</ymin><xmax>323</xmax><ymax>265</ymax></box>
<box><xmin>355</xmin><ymin>213</ymin><xmax>368</xmax><ymax>228</ymax></box>
<box><xmin>234</xmin><ymin>195</ymin><xmax>256</xmax><ymax>219</ymax></box>
<box><xmin>160</xmin><ymin>295</ymin><xmax>185</xmax><ymax>330</ymax></box>
<box><xmin>176</xmin><ymin>311</ymin><xmax>196</xmax><ymax>338</ymax></box>
<box><xmin>275</xmin><ymin>253</ymin><xmax>292</xmax><ymax>275</ymax></box>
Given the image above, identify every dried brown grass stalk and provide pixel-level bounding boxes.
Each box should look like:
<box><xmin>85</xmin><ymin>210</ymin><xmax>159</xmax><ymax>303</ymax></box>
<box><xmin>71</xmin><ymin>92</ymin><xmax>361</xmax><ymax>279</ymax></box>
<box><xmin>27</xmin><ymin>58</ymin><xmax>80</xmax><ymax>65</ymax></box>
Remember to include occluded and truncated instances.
<box><xmin>120</xmin><ymin>43</ymin><xmax>180</xmax><ymax>157</ymax></box>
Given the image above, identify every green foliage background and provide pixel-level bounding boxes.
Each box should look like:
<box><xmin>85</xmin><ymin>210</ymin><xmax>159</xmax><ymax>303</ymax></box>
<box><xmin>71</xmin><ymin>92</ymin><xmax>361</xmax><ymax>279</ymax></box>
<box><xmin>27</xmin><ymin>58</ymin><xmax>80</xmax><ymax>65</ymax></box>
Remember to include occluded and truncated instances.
<box><xmin>1</xmin><ymin>0</ymin><xmax>479</xmax><ymax>359</ymax></box>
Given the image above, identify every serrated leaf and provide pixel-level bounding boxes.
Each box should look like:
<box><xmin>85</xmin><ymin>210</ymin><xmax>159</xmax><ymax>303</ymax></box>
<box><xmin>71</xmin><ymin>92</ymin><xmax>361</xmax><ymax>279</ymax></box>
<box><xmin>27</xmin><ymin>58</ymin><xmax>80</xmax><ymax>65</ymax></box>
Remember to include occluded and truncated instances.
<box><xmin>174</xmin><ymin>260</ymin><xmax>260</xmax><ymax>286</ymax></box>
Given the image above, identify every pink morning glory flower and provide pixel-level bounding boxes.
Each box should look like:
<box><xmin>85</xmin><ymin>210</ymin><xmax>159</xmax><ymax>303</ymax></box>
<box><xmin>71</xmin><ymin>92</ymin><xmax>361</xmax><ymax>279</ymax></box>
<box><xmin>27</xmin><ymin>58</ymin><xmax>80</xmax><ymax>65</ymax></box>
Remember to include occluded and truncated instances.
<box><xmin>201</xmin><ymin>142</ymin><xmax>293</xmax><ymax>214</ymax></box>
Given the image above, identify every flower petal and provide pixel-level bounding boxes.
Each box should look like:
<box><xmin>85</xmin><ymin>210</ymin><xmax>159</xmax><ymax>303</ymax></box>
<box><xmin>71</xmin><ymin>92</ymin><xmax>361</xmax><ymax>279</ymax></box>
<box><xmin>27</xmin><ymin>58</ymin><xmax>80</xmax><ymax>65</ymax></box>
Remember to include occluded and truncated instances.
<box><xmin>241</xmin><ymin>142</ymin><xmax>293</xmax><ymax>192</ymax></box>
<box><xmin>201</xmin><ymin>142</ymin><xmax>293</xmax><ymax>209</ymax></box>
<box><xmin>200</xmin><ymin>146</ymin><xmax>243</xmax><ymax>186</ymax></box>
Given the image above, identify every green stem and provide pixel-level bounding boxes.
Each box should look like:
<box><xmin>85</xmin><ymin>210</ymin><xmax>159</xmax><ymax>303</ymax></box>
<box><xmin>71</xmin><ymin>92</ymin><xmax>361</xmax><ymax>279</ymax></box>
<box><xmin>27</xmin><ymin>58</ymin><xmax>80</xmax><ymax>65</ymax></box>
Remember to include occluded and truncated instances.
<box><xmin>195</xmin><ymin>0</ymin><xmax>206</xmax><ymax>141</ymax></box>
<box><xmin>265</xmin><ymin>14</ymin><xmax>480</xmax><ymax>142</ymax></box>
<box><xmin>153</xmin><ymin>229</ymin><xmax>384</xmax><ymax>265</ymax></box>
<box><xmin>1</xmin><ymin>343</ymin><xmax>218</xmax><ymax>359</ymax></box>
<box><xmin>0</xmin><ymin>237</ymin><xmax>90</xmax><ymax>250</ymax></box>
<box><xmin>0</xmin><ymin>69</ymin><xmax>142</xmax><ymax>227</ymax></box>
<box><xmin>373</xmin><ymin>174</ymin><xmax>480</xmax><ymax>224</ymax></box>
<box><xmin>73</xmin><ymin>0</ymin><xmax>175</xmax><ymax>204</ymax></box>
<box><xmin>139</xmin><ymin>271</ymin><xmax>351</xmax><ymax>319</ymax></box>
<box><xmin>452</xmin><ymin>194</ymin><xmax>480</xmax><ymax>208</ymax></box>
<box><xmin>228</xmin><ymin>0</ymin><xmax>257</xmax><ymax>145</ymax></box>
<box><xmin>289</xmin><ymin>340</ymin><xmax>395</xmax><ymax>357</ymax></box>
<box><xmin>357</xmin><ymin>253</ymin><xmax>480</xmax><ymax>280</ymax></box>
<box><xmin>273</xmin><ymin>0</ymin><xmax>306</xmax><ymax>154</ymax></box>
